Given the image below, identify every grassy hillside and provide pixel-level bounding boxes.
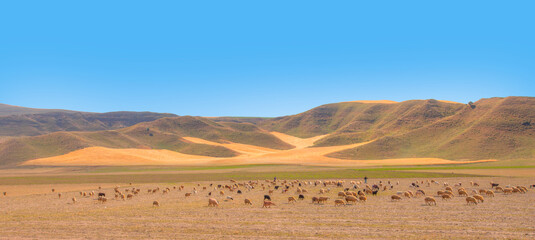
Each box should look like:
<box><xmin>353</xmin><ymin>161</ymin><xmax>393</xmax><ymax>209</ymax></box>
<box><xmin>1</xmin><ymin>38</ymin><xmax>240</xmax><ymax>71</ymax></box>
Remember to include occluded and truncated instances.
<box><xmin>0</xmin><ymin>111</ymin><xmax>177</xmax><ymax>136</ymax></box>
<box><xmin>260</xmin><ymin>99</ymin><xmax>465</xmax><ymax>146</ymax></box>
<box><xmin>328</xmin><ymin>97</ymin><xmax>535</xmax><ymax>160</ymax></box>
<box><xmin>0</xmin><ymin>116</ymin><xmax>294</xmax><ymax>166</ymax></box>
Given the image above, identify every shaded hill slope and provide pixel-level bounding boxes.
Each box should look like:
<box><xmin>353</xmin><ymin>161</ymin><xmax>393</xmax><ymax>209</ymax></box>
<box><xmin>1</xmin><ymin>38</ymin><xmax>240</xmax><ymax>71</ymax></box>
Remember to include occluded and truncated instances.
<box><xmin>0</xmin><ymin>111</ymin><xmax>177</xmax><ymax>136</ymax></box>
<box><xmin>0</xmin><ymin>103</ymin><xmax>77</xmax><ymax>116</ymax></box>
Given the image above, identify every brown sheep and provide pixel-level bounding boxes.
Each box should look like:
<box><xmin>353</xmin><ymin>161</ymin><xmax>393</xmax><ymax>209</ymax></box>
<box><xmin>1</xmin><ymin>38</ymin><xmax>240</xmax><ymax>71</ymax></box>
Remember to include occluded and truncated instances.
<box><xmin>495</xmin><ymin>186</ymin><xmax>504</xmax><ymax>192</ymax></box>
<box><xmin>437</xmin><ymin>190</ymin><xmax>445</xmax><ymax>196</ymax></box>
<box><xmin>318</xmin><ymin>197</ymin><xmax>329</xmax><ymax>204</ymax></box>
<box><xmin>486</xmin><ymin>190</ymin><xmax>495</xmax><ymax>197</ymax></box>
<box><xmin>208</xmin><ymin>198</ymin><xmax>219</xmax><ymax>207</ymax></box>
<box><xmin>403</xmin><ymin>191</ymin><xmax>411</xmax><ymax>198</ymax></box>
<box><xmin>338</xmin><ymin>191</ymin><xmax>346</xmax><ymax>197</ymax></box>
<box><xmin>479</xmin><ymin>189</ymin><xmax>487</xmax><ymax>194</ymax></box>
<box><xmin>244</xmin><ymin>199</ymin><xmax>252</xmax><ymax>205</ymax></box>
<box><xmin>458</xmin><ymin>190</ymin><xmax>468</xmax><ymax>197</ymax></box>
<box><xmin>503</xmin><ymin>188</ymin><xmax>513</xmax><ymax>194</ymax></box>
<box><xmin>185</xmin><ymin>193</ymin><xmax>192</xmax><ymax>197</ymax></box>
<box><xmin>445</xmin><ymin>186</ymin><xmax>453</xmax><ymax>192</ymax></box>
<box><xmin>319</xmin><ymin>189</ymin><xmax>325</xmax><ymax>194</ymax></box>
<box><xmin>288</xmin><ymin>196</ymin><xmax>296</xmax><ymax>203</ymax></box>
<box><xmin>358</xmin><ymin>196</ymin><xmax>367</xmax><ymax>202</ymax></box>
<box><xmin>153</xmin><ymin>201</ymin><xmax>160</xmax><ymax>207</ymax></box>
<box><xmin>424</xmin><ymin>197</ymin><xmax>436</xmax><ymax>206</ymax></box>
<box><xmin>220</xmin><ymin>190</ymin><xmax>225</xmax><ymax>196</ymax></box>
<box><xmin>58</xmin><ymin>193</ymin><xmax>62</xmax><ymax>199</ymax></box>
<box><xmin>473</xmin><ymin>194</ymin><xmax>484</xmax><ymax>203</ymax></box>
<box><xmin>72</xmin><ymin>197</ymin><xmax>76</xmax><ymax>204</ymax></box>
<box><xmin>391</xmin><ymin>195</ymin><xmax>402</xmax><ymax>201</ymax></box>
<box><xmin>312</xmin><ymin>196</ymin><xmax>320</xmax><ymax>204</ymax></box>
<box><xmin>263</xmin><ymin>201</ymin><xmax>276</xmax><ymax>208</ymax></box>
<box><xmin>345</xmin><ymin>195</ymin><xmax>358</xmax><ymax>204</ymax></box>
<box><xmin>466</xmin><ymin>196</ymin><xmax>477</xmax><ymax>205</ymax></box>
<box><xmin>334</xmin><ymin>199</ymin><xmax>345</xmax><ymax>206</ymax></box>
<box><xmin>51</xmin><ymin>188</ymin><xmax>55</xmax><ymax>193</ymax></box>
<box><xmin>98</xmin><ymin>197</ymin><xmax>107</xmax><ymax>204</ymax></box>
<box><xmin>441</xmin><ymin>194</ymin><xmax>452</xmax><ymax>200</ymax></box>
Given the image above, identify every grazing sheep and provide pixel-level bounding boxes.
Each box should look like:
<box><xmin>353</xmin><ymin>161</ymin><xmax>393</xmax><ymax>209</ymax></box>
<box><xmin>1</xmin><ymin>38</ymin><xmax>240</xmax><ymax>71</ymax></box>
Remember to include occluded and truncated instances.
<box><xmin>208</xmin><ymin>198</ymin><xmax>219</xmax><ymax>207</ymax></box>
<box><xmin>288</xmin><ymin>196</ymin><xmax>296</xmax><ymax>203</ymax></box>
<box><xmin>503</xmin><ymin>188</ymin><xmax>513</xmax><ymax>194</ymax></box>
<box><xmin>185</xmin><ymin>193</ymin><xmax>192</xmax><ymax>197</ymax></box>
<box><xmin>244</xmin><ymin>199</ymin><xmax>252</xmax><ymax>205</ymax></box>
<box><xmin>458</xmin><ymin>190</ymin><xmax>468</xmax><ymax>197</ymax></box>
<box><xmin>391</xmin><ymin>195</ymin><xmax>402</xmax><ymax>201</ymax></box>
<box><xmin>72</xmin><ymin>197</ymin><xmax>76</xmax><ymax>204</ymax></box>
<box><xmin>358</xmin><ymin>196</ymin><xmax>367</xmax><ymax>202</ymax></box>
<box><xmin>153</xmin><ymin>201</ymin><xmax>160</xmax><ymax>207</ymax></box>
<box><xmin>98</xmin><ymin>193</ymin><xmax>106</xmax><ymax>197</ymax></box>
<box><xmin>490</xmin><ymin>182</ymin><xmax>499</xmax><ymax>188</ymax></box>
<box><xmin>473</xmin><ymin>182</ymin><xmax>479</xmax><ymax>187</ymax></box>
<box><xmin>226</xmin><ymin>196</ymin><xmax>234</xmax><ymax>200</ymax></box>
<box><xmin>345</xmin><ymin>196</ymin><xmax>358</xmax><ymax>204</ymax></box>
<box><xmin>403</xmin><ymin>191</ymin><xmax>411</xmax><ymax>198</ymax></box>
<box><xmin>441</xmin><ymin>194</ymin><xmax>452</xmax><ymax>200</ymax></box>
<box><xmin>445</xmin><ymin>186</ymin><xmax>453</xmax><ymax>192</ymax></box>
<box><xmin>479</xmin><ymin>189</ymin><xmax>487</xmax><ymax>194</ymax></box>
<box><xmin>58</xmin><ymin>193</ymin><xmax>62</xmax><ymax>199</ymax></box>
<box><xmin>298</xmin><ymin>194</ymin><xmax>305</xmax><ymax>200</ymax></box>
<box><xmin>437</xmin><ymin>190</ymin><xmax>445</xmax><ymax>196</ymax></box>
<box><xmin>264</xmin><ymin>195</ymin><xmax>271</xmax><ymax>201</ymax></box>
<box><xmin>127</xmin><ymin>194</ymin><xmax>133</xmax><ymax>199</ymax></box>
<box><xmin>219</xmin><ymin>190</ymin><xmax>225</xmax><ymax>196</ymax></box>
<box><xmin>466</xmin><ymin>196</ymin><xmax>477</xmax><ymax>205</ymax></box>
<box><xmin>263</xmin><ymin>201</ymin><xmax>276</xmax><ymax>208</ymax></box>
<box><xmin>486</xmin><ymin>190</ymin><xmax>495</xmax><ymax>197</ymax></box>
<box><xmin>318</xmin><ymin>197</ymin><xmax>329</xmax><ymax>204</ymax></box>
<box><xmin>334</xmin><ymin>199</ymin><xmax>345</xmax><ymax>206</ymax></box>
<box><xmin>51</xmin><ymin>188</ymin><xmax>55</xmax><ymax>193</ymax></box>
<box><xmin>312</xmin><ymin>197</ymin><xmax>320</xmax><ymax>204</ymax></box>
<box><xmin>424</xmin><ymin>197</ymin><xmax>436</xmax><ymax>206</ymax></box>
<box><xmin>338</xmin><ymin>191</ymin><xmax>346</xmax><ymax>198</ymax></box>
<box><xmin>473</xmin><ymin>194</ymin><xmax>484</xmax><ymax>203</ymax></box>
<box><xmin>98</xmin><ymin>197</ymin><xmax>107</xmax><ymax>204</ymax></box>
<box><xmin>416</xmin><ymin>190</ymin><xmax>425</xmax><ymax>196</ymax></box>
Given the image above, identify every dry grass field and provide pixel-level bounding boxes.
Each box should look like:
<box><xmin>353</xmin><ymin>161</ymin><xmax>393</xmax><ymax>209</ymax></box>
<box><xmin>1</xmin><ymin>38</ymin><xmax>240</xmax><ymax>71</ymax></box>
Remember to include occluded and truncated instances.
<box><xmin>0</xmin><ymin>173</ymin><xmax>533</xmax><ymax>239</ymax></box>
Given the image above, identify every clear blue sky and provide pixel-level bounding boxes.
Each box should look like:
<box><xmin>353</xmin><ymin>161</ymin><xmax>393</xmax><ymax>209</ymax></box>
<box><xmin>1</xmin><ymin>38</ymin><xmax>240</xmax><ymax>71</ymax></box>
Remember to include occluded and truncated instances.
<box><xmin>1</xmin><ymin>1</ymin><xmax>533</xmax><ymax>117</ymax></box>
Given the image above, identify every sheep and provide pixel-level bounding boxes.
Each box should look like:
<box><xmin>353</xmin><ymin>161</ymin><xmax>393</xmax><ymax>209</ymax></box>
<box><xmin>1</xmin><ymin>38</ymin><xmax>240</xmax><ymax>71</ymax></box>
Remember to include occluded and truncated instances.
<box><xmin>486</xmin><ymin>190</ymin><xmax>495</xmax><ymax>197</ymax></box>
<box><xmin>391</xmin><ymin>195</ymin><xmax>402</xmax><ymax>201</ymax></box>
<box><xmin>479</xmin><ymin>189</ymin><xmax>487</xmax><ymax>194</ymax></box>
<box><xmin>495</xmin><ymin>186</ymin><xmax>504</xmax><ymax>192</ymax></box>
<box><xmin>312</xmin><ymin>197</ymin><xmax>320</xmax><ymax>204</ymax></box>
<box><xmin>338</xmin><ymin>191</ymin><xmax>346</xmax><ymax>198</ymax></box>
<box><xmin>51</xmin><ymin>188</ymin><xmax>55</xmax><ymax>193</ymax></box>
<box><xmin>185</xmin><ymin>193</ymin><xmax>192</xmax><ymax>197</ymax></box>
<box><xmin>127</xmin><ymin>194</ymin><xmax>133</xmax><ymax>199</ymax></box>
<box><xmin>403</xmin><ymin>191</ymin><xmax>412</xmax><ymax>198</ymax></box>
<box><xmin>298</xmin><ymin>194</ymin><xmax>305</xmax><ymax>200</ymax></box>
<box><xmin>458</xmin><ymin>189</ymin><xmax>468</xmax><ymax>197</ymax></box>
<box><xmin>98</xmin><ymin>193</ymin><xmax>106</xmax><ymax>198</ymax></box>
<box><xmin>244</xmin><ymin>199</ymin><xmax>252</xmax><ymax>205</ymax></box>
<box><xmin>345</xmin><ymin>196</ymin><xmax>358</xmax><ymax>204</ymax></box>
<box><xmin>318</xmin><ymin>197</ymin><xmax>329</xmax><ymax>204</ymax></box>
<box><xmin>437</xmin><ymin>190</ymin><xmax>445</xmax><ymax>196</ymax></box>
<box><xmin>473</xmin><ymin>194</ymin><xmax>484</xmax><ymax>203</ymax></box>
<box><xmin>226</xmin><ymin>196</ymin><xmax>234</xmax><ymax>201</ymax></box>
<box><xmin>503</xmin><ymin>188</ymin><xmax>513</xmax><ymax>194</ymax></box>
<box><xmin>319</xmin><ymin>189</ymin><xmax>325</xmax><ymax>194</ymax></box>
<box><xmin>441</xmin><ymin>194</ymin><xmax>452</xmax><ymax>200</ymax></box>
<box><xmin>445</xmin><ymin>186</ymin><xmax>453</xmax><ymax>192</ymax></box>
<box><xmin>264</xmin><ymin>195</ymin><xmax>271</xmax><ymax>201</ymax></box>
<box><xmin>416</xmin><ymin>189</ymin><xmax>425</xmax><ymax>196</ymax></box>
<box><xmin>263</xmin><ymin>201</ymin><xmax>276</xmax><ymax>208</ymax></box>
<box><xmin>58</xmin><ymin>193</ymin><xmax>62</xmax><ymax>199</ymax></box>
<box><xmin>473</xmin><ymin>182</ymin><xmax>479</xmax><ymax>187</ymax></box>
<box><xmin>334</xmin><ymin>199</ymin><xmax>345</xmax><ymax>206</ymax></box>
<box><xmin>490</xmin><ymin>182</ymin><xmax>499</xmax><ymax>188</ymax></box>
<box><xmin>208</xmin><ymin>198</ymin><xmax>219</xmax><ymax>207</ymax></box>
<box><xmin>288</xmin><ymin>196</ymin><xmax>296</xmax><ymax>203</ymax></box>
<box><xmin>153</xmin><ymin>201</ymin><xmax>160</xmax><ymax>207</ymax></box>
<box><xmin>466</xmin><ymin>196</ymin><xmax>477</xmax><ymax>205</ymax></box>
<box><xmin>358</xmin><ymin>196</ymin><xmax>367</xmax><ymax>203</ymax></box>
<box><xmin>72</xmin><ymin>197</ymin><xmax>77</xmax><ymax>204</ymax></box>
<box><xmin>98</xmin><ymin>197</ymin><xmax>107</xmax><ymax>204</ymax></box>
<box><xmin>424</xmin><ymin>197</ymin><xmax>436</xmax><ymax>206</ymax></box>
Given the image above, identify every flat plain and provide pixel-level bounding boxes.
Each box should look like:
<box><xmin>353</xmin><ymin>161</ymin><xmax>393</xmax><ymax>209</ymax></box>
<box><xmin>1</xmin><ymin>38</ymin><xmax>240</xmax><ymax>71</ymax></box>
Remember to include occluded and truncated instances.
<box><xmin>0</xmin><ymin>166</ymin><xmax>533</xmax><ymax>239</ymax></box>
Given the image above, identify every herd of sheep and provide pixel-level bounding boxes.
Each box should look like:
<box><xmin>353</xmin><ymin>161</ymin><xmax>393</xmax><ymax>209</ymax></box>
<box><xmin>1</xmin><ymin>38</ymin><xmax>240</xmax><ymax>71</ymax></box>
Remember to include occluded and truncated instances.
<box><xmin>3</xmin><ymin>179</ymin><xmax>531</xmax><ymax>209</ymax></box>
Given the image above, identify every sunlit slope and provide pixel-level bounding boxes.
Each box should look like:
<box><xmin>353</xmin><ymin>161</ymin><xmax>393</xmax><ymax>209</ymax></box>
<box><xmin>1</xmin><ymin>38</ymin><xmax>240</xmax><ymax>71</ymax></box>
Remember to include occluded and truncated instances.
<box><xmin>23</xmin><ymin>132</ymin><xmax>495</xmax><ymax>166</ymax></box>
<box><xmin>329</xmin><ymin>97</ymin><xmax>535</xmax><ymax>160</ymax></box>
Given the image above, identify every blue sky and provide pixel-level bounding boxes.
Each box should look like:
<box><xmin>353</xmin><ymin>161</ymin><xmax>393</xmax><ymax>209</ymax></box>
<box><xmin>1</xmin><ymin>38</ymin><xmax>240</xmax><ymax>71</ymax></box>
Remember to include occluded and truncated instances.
<box><xmin>1</xmin><ymin>1</ymin><xmax>533</xmax><ymax>117</ymax></box>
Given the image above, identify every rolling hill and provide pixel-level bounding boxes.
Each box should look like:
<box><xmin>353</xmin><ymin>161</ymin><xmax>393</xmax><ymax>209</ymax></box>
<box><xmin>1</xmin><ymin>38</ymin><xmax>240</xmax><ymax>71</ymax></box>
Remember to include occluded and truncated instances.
<box><xmin>0</xmin><ymin>111</ymin><xmax>177</xmax><ymax>136</ymax></box>
<box><xmin>0</xmin><ymin>103</ymin><xmax>76</xmax><ymax>116</ymax></box>
<box><xmin>0</xmin><ymin>96</ymin><xmax>533</xmax><ymax>166</ymax></box>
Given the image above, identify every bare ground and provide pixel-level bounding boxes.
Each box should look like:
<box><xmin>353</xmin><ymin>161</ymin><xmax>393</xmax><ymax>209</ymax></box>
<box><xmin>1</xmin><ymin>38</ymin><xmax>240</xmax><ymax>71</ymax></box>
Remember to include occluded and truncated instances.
<box><xmin>0</xmin><ymin>177</ymin><xmax>533</xmax><ymax>239</ymax></box>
